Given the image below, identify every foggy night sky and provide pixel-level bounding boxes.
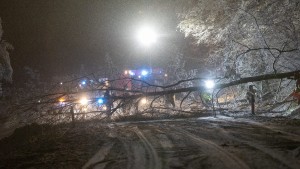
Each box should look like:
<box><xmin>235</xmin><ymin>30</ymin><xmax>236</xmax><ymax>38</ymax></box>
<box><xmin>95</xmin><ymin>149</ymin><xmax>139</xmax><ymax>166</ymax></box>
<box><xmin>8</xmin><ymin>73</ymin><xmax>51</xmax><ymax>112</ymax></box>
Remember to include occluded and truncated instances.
<box><xmin>0</xmin><ymin>0</ymin><xmax>185</xmax><ymax>84</ymax></box>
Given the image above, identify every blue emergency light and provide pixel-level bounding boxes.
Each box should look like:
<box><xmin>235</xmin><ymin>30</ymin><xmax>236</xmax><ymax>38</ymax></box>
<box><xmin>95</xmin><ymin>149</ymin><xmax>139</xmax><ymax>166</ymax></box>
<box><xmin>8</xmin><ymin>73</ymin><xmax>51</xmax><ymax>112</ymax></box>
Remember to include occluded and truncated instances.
<box><xmin>141</xmin><ymin>70</ymin><xmax>148</xmax><ymax>76</ymax></box>
<box><xmin>97</xmin><ymin>98</ymin><xmax>104</xmax><ymax>104</ymax></box>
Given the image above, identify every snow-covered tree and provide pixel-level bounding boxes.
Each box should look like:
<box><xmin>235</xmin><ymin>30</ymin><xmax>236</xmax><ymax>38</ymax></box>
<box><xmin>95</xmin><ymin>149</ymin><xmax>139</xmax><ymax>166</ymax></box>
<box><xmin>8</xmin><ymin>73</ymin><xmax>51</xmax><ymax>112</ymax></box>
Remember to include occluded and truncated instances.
<box><xmin>177</xmin><ymin>0</ymin><xmax>300</xmax><ymax>102</ymax></box>
<box><xmin>178</xmin><ymin>0</ymin><xmax>300</xmax><ymax>72</ymax></box>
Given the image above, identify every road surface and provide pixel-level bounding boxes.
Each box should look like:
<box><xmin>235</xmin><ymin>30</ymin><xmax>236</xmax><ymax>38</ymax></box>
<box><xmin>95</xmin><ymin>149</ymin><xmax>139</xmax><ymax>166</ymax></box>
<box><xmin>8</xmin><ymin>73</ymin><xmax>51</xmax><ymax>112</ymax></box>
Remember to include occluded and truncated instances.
<box><xmin>1</xmin><ymin>115</ymin><xmax>300</xmax><ymax>168</ymax></box>
<box><xmin>82</xmin><ymin>116</ymin><xmax>300</xmax><ymax>169</ymax></box>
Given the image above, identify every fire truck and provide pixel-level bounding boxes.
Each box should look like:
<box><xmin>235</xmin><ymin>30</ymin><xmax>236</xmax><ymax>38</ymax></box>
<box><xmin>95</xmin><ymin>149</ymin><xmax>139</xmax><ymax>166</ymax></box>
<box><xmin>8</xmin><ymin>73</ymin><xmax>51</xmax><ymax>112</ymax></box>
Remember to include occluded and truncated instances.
<box><xmin>116</xmin><ymin>67</ymin><xmax>168</xmax><ymax>91</ymax></box>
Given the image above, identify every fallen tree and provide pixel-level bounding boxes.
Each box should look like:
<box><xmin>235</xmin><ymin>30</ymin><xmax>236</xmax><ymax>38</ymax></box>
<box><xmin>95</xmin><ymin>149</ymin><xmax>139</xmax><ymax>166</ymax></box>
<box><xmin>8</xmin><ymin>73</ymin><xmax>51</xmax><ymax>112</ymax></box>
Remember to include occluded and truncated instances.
<box><xmin>8</xmin><ymin>69</ymin><xmax>300</xmax><ymax>124</ymax></box>
<box><xmin>116</xmin><ymin>70</ymin><xmax>300</xmax><ymax>99</ymax></box>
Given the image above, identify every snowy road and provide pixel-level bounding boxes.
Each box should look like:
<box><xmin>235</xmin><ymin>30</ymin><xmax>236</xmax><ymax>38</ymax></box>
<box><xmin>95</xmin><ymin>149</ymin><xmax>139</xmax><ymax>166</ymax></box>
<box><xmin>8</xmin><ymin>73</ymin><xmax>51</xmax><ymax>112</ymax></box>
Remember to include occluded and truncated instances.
<box><xmin>1</xmin><ymin>116</ymin><xmax>300</xmax><ymax>169</ymax></box>
<box><xmin>83</xmin><ymin>117</ymin><xmax>300</xmax><ymax>169</ymax></box>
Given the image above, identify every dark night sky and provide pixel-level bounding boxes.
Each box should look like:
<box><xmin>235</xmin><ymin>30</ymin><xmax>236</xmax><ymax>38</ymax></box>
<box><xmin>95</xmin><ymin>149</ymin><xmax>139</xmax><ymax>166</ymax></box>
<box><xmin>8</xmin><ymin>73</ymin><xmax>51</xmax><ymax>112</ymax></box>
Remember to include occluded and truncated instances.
<box><xmin>0</xmin><ymin>0</ymin><xmax>203</xmax><ymax>84</ymax></box>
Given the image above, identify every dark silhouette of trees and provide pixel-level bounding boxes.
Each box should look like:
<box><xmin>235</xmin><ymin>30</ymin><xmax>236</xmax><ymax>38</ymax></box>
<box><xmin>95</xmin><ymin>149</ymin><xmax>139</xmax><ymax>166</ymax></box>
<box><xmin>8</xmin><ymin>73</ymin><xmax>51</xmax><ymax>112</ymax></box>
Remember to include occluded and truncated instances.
<box><xmin>0</xmin><ymin>18</ymin><xmax>13</xmax><ymax>97</ymax></box>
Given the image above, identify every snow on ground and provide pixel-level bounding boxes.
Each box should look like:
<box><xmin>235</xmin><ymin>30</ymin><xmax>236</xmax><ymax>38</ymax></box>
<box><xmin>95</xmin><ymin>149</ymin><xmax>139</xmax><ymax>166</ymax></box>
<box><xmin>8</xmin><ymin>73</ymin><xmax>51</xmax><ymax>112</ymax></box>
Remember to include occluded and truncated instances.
<box><xmin>197</xmin><ymin>115</ymin><xmax>235</xmax><ymax>121</ymax></box>
<box><xmin>1</xmin><ymin>110</ymin><xmax>300</xmax><ymax>169</ymax></box>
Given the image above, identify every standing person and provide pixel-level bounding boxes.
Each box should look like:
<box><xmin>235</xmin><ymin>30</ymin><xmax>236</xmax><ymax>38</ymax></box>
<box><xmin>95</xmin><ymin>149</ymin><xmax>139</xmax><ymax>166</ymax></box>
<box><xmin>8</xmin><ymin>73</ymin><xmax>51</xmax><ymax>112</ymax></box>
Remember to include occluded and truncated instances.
<box><xmin>104</xmin><ymin>89</ymin><xmax>112</xmax><ymax>116</ymax></box>
<box><xmin>287</xmin><ymin>73</ymin><xmax>300</xmax><ymax>105</ymax></box>
<box><xmin>293</xmin><ymin>78</ymin><xmax>300</xmax><ymax>105</ymax></box>
<box><xmin>166</xmin><ymin>93</ymin><xmax>176</xmax><ymax>108</ymax></box>
<box><xmin>70</xmin><ymin>106</ymin><xmax>75</xmax><ymax>127</ymax></box>
<box><xmin>247</xmin><ymin>85</ymin><xmax>256</xmax><ymax>115</ymax></box>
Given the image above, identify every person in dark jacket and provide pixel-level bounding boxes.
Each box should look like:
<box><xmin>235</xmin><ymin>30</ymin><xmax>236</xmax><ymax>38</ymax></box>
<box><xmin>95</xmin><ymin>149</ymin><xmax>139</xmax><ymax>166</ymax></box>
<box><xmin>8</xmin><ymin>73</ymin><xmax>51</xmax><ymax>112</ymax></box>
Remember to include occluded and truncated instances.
<box><xmin>104</xmin><ymin>89</ymin><xmax>112</xmax><ymax>116</ymax></box>
<box><xmin>246</xmin><ymin>85</ymin><xmax>256</xmax><ymax>115</ymax></box>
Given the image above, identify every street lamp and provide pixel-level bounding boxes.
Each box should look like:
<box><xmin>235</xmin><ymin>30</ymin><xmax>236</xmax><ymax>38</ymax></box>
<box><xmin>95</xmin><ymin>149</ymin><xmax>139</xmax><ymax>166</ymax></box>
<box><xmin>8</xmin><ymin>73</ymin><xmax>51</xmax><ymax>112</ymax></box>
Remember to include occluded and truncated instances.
<box><xmin>79</xmin><ymin>97</ymin><xmax>89</xmax><ymax>105</ymax></box>
<box><xmin>136</xmin><ymin>25</ymin><xmax>158</xmax><ymax>69</ymax></box>
<box><xmin>137</xmin><ymin>26</ymin><xmax>157</xmax><ymax>47</ymax></box>
<box><xmin>204</xmin><ymin>79</ymin><xmax>215</xmax><ymax>89</ymax></box>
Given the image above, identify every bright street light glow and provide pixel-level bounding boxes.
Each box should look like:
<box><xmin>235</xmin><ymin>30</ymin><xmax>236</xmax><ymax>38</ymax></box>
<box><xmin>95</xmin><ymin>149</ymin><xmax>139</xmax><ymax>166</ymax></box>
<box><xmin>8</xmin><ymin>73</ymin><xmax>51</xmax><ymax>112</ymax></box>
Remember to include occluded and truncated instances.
<box><xmin>137</xmin><ymin>26</ymin><xmax>157</xmax><ymax>47</ymax></box>
<box><xmin>141</xmin><ymin>70</ymin><xmax>148</xmax><ymax>76</ymax></box>
<box><xmin>105</xmin><ymin>81</ymin><xmax>109</xmax><ymax>86</ymax></box>
<box><xmin>204</xmin><ymin>80</ymin><xmax>215</xmax><ymax>89</ymax></box>
<box><xmin>59</xmin><ymin>101</ymin><xmax>65</xmax><ymax>106</ymax></box>
<box><xmin>80</xmin><ymin>97</ymin><xmax>89</xmax><ymax>105</ymax></box>
<box><xmin>59</xmin><ymin>97</ymin><xmax>65</xmax><ymax>103</ymax></box>
<box><xmin>129</xmin><ymin>70</ymin><xmax>135</xmax><ymax>76</ymax></box>
<box><xmin>103</xmin><ymin>105</ymin><xmax>107</xmax><ymax>111</ymax></box>
<box><xmin>81</xmin><ymin>81</ymin><xmax>86</xmax><ymax>85</ymax></box>
<box><xmin>141</xmin><ymin>98</ymin><xmax>147</xmax><ymax>104</ymax></box>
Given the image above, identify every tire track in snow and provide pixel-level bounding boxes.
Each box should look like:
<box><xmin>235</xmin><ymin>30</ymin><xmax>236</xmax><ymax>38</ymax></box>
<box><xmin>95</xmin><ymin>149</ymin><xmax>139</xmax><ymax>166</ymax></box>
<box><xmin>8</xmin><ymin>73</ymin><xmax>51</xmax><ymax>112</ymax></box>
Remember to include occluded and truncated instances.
<box><xmin>247</xmin><ymin>121</ymin><xmax>300</xmax><ymax>142</ymax></box>
<box><xmin>117</xmin><ymin>137</ymin><xmax>135</xmax><ymax>169</ymax></box>
<box><xmin>170</xmin><ymin>126</ymin><xmax>251</xmax><ymax>169</ymax></box>
<box><xmin>212</xmin><ymin>124</ymin><xmax>300</xmax><ymax>169</ymax></box>
<box><xmin>132</xmin><ymin>126</ymin><xmax>162</xmax><ymax>169</ymax></box>
<box><xmin>82</xmin><ymin>142</ymin><xmax>115</xmax><ymax>169</ymax></box>
<box><xmin>117</xmin><ymin>132</ymin><xmax>149</xmax><ymax>169</ymax></box>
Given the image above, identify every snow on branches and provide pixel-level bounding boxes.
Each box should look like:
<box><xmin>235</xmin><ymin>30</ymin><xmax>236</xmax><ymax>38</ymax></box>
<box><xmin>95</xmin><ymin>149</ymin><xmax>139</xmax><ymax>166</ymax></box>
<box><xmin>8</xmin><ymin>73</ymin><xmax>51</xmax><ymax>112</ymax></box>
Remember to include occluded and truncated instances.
<box><xmin>177</xmin><ymin>0</ymin><xmax>300</xmax><ymax>104</ymax></box>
